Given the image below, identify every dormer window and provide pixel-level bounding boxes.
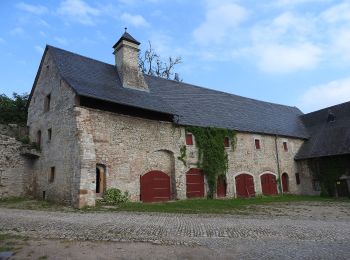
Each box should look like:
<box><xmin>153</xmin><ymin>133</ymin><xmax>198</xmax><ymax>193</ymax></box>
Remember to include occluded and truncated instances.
<box><xmin>255</xmin><ymin>139</ymin><xmax>261</xmax><ymax>150</ymax></box>
<box><xmin>186</xmin><ymin>133</ymin><xmax>193</xmax><ymax>145</ymax></box>
<box><xmin>44</xmin><ymin>94</ymin><xmax>51</xmax><ymax>112</ymax></box>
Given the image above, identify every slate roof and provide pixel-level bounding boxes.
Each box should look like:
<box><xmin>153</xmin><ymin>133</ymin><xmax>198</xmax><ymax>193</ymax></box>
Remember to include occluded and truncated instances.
<box><xmin>295</xmin><ymin>101</ymin><xmax>350</xmax><ymax>160</ymax></box>
<box><xmin>112</xmin><ymin>32</ymin><xmax>140</xmax><ymax>48</ymax></box>
<box><xmin>40</xmin><ymin>45</ymin><xmax>309</xmax><ymax>139</ymax></box>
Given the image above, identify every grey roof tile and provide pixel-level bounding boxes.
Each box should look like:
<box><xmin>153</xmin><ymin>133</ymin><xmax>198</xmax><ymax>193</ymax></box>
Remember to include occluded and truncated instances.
<box><xmin>47</xmin><ymin>45</ymin><xmax>309</xmax><ymax>139</ymax></box>
<box><xmin>295</xmin><ymin>101</ymin><xmax>350</xmax><ymax>159</ymax></box>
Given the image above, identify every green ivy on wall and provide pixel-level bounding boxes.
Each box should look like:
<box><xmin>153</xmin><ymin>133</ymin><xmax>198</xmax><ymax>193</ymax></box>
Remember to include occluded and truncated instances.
<box><xmin>177</xmin><ymin>145</ymin><xmax>187</xmax><ymax>166</ymax></box>
<box><xmin>185</xmin><ymin>126</ymin><xmax>236</xmax><ymax>199</ymax></box>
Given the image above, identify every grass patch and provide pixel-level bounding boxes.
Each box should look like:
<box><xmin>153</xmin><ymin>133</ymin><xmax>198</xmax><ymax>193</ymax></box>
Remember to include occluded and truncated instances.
<box><xmin>1</xmin><ymin>195</ymin><xmax>348</xmax><ymax>214</ymax></box>
<box><xmin>0</xmin><ymin>197</ymin><xmax>76</xmax><ymax>212</ymax></box>
<box><xmin>118</xmin><ymin>195</ymin><xmax>349</xmax><ymax>214</ymax></box>
<box><xmin>87</xmin><ymin>195</ymin><xmax>350</xmax><ymax>214</ymax></box>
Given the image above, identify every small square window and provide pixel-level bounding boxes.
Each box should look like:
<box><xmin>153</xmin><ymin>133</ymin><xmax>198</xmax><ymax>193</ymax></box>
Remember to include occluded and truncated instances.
<box><xmin>49</xmin><ymin>167</ymin><xmax>55</xmax><ymax>183</ymax></box>
<box><xmin>186</xmin><ymin>133</ymin><xmax>193</xmax><ymax>145</ymax></box>
<box><xmin>295</xmin><ymin>173</ymin><xmax>300</xmax><ymax>185</ymax></box>
<box><xmin>255</xmin><ymin>139</ymin><xmax>261</xmax><ymax>149</ymax></box>
<box><xmin>283</xmin><ymin>142</ymin><xmax>288</xmax><ymax>151</ymax></box>
<box><xmin>224</xmin><ymin>137</ymin><xmax>230</xmax><ymax>147</ymax></box>
<box><xmin>44</xmin><ymin>94</ymin><xmax>51</xmax><ymax>112</ymax></box>
<box><xmin>48</xmin><ymin>128</ymin><xmax>52</xmax><ymax>141</ymax></box>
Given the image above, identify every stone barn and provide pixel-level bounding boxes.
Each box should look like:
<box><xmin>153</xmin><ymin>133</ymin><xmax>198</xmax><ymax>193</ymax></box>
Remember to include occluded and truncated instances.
<box><xmin>2</xmin><ymin>31</ymin><xmax>348</xmax><ymax>207</ymax></box>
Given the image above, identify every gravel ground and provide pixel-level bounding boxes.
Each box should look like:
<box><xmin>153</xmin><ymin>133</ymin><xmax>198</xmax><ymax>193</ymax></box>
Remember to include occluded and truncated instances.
<box><xmin>0</xmin><ymin>201</ymin><xmax>349</xmax><ymax>259</ymax></box>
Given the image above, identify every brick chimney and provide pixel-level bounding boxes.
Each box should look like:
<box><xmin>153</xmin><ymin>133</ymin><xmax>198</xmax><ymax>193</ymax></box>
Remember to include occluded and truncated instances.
<box><xmin>113</xmin><ymin>29</ymin><xmax>149</xmax><ymax>92</ymax></box>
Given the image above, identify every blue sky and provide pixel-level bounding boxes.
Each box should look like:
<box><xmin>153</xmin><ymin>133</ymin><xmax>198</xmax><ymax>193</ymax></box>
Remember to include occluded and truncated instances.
<box><xmin>1</xmin><ymin>0</ymin><xmax>350</xmax><ymax>113</ymax></box>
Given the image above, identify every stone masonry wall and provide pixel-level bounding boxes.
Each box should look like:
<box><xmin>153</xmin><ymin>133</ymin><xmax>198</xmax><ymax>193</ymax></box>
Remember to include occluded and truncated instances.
<box><xmin>27</xmin><ymin>52</ymin><xmax>79</xmax><ymax>204</ymax></box>
<box><xmin>0</xmin><ymin>124</ymin><xmax>33</xmax><ymax>198</ymax></box>
<box><xmin>75</xmin><ymin>106</ymin><xmax>316</xmax><ymax>206</ymax></box>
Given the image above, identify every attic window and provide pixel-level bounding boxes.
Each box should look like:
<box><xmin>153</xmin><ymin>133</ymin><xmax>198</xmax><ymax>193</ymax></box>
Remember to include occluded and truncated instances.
<box><xmin>224</xmin><ymin>137</ymin><xmax>230</xmax><ymax>148</ymax></box>
<box><xmin>44</xmin><ymin>94</ymin><xmax>51</xmax><ymax>112</ymax></box>
<box><xmin>186</xmin><ymin>133</ymin><xmax>193</xmax><ymax>145</ymax></box>
<box><xmin>283</xmin><ymin>142</ymin><xmax>288</xmax><ymax>151</ymax></box>
<box><xmin>255</xmin><ymin>139</ymin><xmax>261</xmax><ymax>150</ymax></box>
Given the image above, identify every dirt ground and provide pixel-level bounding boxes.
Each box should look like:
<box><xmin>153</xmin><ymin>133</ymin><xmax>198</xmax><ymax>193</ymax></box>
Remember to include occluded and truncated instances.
<box><xmin>3</xmin><ymin>239</ymin><xmax>217</xmax><ymax>260</ymax></box>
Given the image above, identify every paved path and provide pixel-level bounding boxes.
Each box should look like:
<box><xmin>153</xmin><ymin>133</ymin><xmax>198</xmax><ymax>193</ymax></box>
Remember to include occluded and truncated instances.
<box><xmin>1</xmin><ymin>203</ymin><xmax>350</xmax><ymax>259</ymax></box>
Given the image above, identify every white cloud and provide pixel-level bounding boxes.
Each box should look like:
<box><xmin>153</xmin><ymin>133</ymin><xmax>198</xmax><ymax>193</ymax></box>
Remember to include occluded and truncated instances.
<box><xmin>57</xmin><ymin>0</ymin><xmax>101</xmax><ymax>25</ymax></box>
<box><xmin>320</xmin><ymin>1</ymin><xmax>350</xmax><ymax>23</ymax></box>
<box><xmin>274</xmin><ymin>0</ymin><xmax>330</xmax><ymax>7</ymax></box>
<box><xmin>54</xmin><ymin>37</ymin><xmax>68</xmax><ymax>45</ymax></box>
<box><xmin>16</xmin><ymin>2</ymin><xmax>48</xmax><ymax>15</ymax></box>
<box><xmin>0</xmin><ymin>38</ymin><xmax>5</xmax><ymax>44</ymax></box>
<box><xmin>299</xmin><ymin>77</ymin><xmax>350</xmax><ymax>112</ymax></box>
<box><xmin>121</xmin><ymin>13</ymin><xmax>149</xmax><ymax>27</ymax></box>
<box><xmin>37</xmin><ymin>19</ymin><xmax>50</xmax><ymax>28</ymax></box>
<box><xmin>35</xmin><ymin>45</ymin><xmax>44</xmax><ymax>54</ymax></box>
<box><xmin>255</xmin><ymin>43</ymin><xmax>322</xmax><ymax>73</ymax></box>
<box><xmin>10</xmin><ymin>27</ymin><xmax>24</xmax><ymax>36</ymax></box>
<box><xmin>193</xmin><ymin>2</ymin><xmax>248</xmax><ymax>44</ymax></box>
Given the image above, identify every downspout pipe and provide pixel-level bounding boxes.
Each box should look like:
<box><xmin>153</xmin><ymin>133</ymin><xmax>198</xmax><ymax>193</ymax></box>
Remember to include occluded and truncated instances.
<box><xmin>275</xmin><ymin>135</ymin><xmax>283</xmax><ymax>194</ymax></box>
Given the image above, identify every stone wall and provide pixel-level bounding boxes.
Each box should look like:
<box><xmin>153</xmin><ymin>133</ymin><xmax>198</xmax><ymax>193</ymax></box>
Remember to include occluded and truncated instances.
<box><xmin>75</xmin><ymin>106</ymin><xmax>317</xmax><ymax>206</ymax></box>
<box><xmin>27</xmin><ymin>52</ymin><xmax>79</xmax><ymax>205</ymax></box>
<box><xmin>0</xmin><ymin>124</ymin><xmax>32</xmax><ymax>198</ymax></box>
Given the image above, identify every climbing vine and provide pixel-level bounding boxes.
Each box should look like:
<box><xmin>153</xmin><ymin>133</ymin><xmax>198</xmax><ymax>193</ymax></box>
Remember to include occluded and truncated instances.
<box><xmin>177</xmin><ymin>145</ymin><xmax>187</xmax><ymax>166</ymax></box>
<box><xmin>308</xmin><ymin>155</ymin><xmax>350</xmax><ymax>196</ymax></box>
<box><xmin>185</xmin><ymin>126</ymin><xmax>236</xmax><ymax>199</ymax></box>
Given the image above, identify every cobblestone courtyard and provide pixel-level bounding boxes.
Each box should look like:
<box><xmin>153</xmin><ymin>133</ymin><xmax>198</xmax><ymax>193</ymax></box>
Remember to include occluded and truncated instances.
<box><xmin>0</xmin><ymin>201</ymin><xmax>349</xmax><ymax>259</ymax></box>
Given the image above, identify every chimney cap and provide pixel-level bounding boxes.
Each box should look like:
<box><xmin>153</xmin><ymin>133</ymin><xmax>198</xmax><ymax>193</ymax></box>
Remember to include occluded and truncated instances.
<box><xmin>113</xmin><ymin>30</ymin><xmax>140</xmax><ymax>49</ymax></box>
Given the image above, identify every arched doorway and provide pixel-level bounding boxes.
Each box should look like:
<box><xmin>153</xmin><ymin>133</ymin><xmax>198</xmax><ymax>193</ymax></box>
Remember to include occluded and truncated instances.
<box><xmin>140</xmin><ymin>170</ymin><xmax>170</xmax><ymax>202</ymax></box>
<box><xmin>235</xmin><ymin>173</ymin><xmax>255</xmax><ymax>197</ymax></box>
<box><xmin>216</xmin><ymin>175</ymin><xmax>227</xmax><ymax>198</ymax></box>
<box><xmin>282</xmin><ymin>173</ymin><xmax>289</xmax><ymax>192</ymax></box>
<box><xmin>96</xmin><ymin>165</ymin><xmax>106</xmax><ymax>195</ymax></box>
<box><xmin>186</xmin><ymin>168</ymin><xmax>204</xmax><ymax>198</ymax></box>
<box><xmin>260</xmin><ymin>173</ymin><xmax>278</xmax><ymax>195</ymax></box>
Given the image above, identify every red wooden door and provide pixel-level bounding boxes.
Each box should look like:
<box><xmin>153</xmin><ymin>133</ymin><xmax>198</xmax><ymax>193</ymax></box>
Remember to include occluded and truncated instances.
<box><xmin>217</xmin><ymin>176</ymin><xmax>226</xmax><ymax>197</ymax></box>
<box><xmin>186</xmin><ymin>168</ymin><xmax>204</xmax><ymax>198</ymax></box>
<box><xmin>282</xmin><ymin>173</ymin><xmax>289</xmax><ymax>192</ymax></box>
<box><xmin>260</xmin><ymin>173</ymin><xmax>278</xmax><ymax>195</ymax></box>
<box><xmin>140</xmin><ymin>171</ymin><xmax>170</xmax><ymax>202</ymax></box>
<box><xmin>235</xmin><ymin>174</ymin><xmax>255</xmax><ymax>197</ymax></box>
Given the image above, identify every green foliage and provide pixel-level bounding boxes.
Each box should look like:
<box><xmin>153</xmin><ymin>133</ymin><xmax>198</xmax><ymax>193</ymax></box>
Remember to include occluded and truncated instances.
<box><xmin>308</xmin><ymin>155</ymin><xmax>350</xmax><ymax>196</ymax></box>
<box><xmin>177</xmin><ymin>145</ymin><xmax>187</xmax><ymax>166</ymax></box>
<box><xmin>185</xmin><ymin>126</ymin><xmax>236</xmax><ymax>199</ymax></box>
<box><xmin>102</xmin><ymin>188</ymin><xmax>129</xmax><ymax>205</ymax></box>
<box><xmin>0</xmin><ymin>92</ymin><xmax>29</xmax><ymax>125</ymax></box>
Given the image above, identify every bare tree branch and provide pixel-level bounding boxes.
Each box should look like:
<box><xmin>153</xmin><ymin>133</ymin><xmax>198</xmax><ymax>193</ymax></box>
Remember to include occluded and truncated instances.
<box><xmin>139</xmin><ymin>41</ymin><xmax>182</xmax><ymax>80</ymax></box>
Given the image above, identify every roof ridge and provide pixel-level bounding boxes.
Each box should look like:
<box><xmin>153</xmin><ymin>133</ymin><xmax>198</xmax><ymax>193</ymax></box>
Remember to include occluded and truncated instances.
<box><xmin>302</xmin><ymin>100</ymin><xmax>350</xmax><ymax>117</ymax></box>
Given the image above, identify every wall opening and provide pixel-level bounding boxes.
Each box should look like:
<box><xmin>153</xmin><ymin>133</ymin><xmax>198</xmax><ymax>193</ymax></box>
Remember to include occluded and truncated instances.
<box><xmin>282</xmin><ymin>172</ymin><xmax>289</xmax><ymax>192</ymax></box>
<box><xmin>96</xmin><ymin>164</ymin><xmax>106</xmax><ymax>195</ymax></box>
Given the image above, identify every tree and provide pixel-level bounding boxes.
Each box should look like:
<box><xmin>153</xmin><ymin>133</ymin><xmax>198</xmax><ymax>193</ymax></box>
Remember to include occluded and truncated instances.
<box><xmin>139</xmin><ymin>41</ymin><xmax>182</xmax><ymax>81</ymax></box>
<box><xmin>0</xmin><ymin>92</ymin><xmax>29</xmax><ymax>125</ymax></box>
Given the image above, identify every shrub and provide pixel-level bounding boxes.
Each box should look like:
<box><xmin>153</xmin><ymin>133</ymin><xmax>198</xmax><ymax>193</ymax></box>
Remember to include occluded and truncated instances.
<box><xmin>102</xmin><ymin>188</ymin><xmax>129</xmax><ymax>205</ymax></box>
